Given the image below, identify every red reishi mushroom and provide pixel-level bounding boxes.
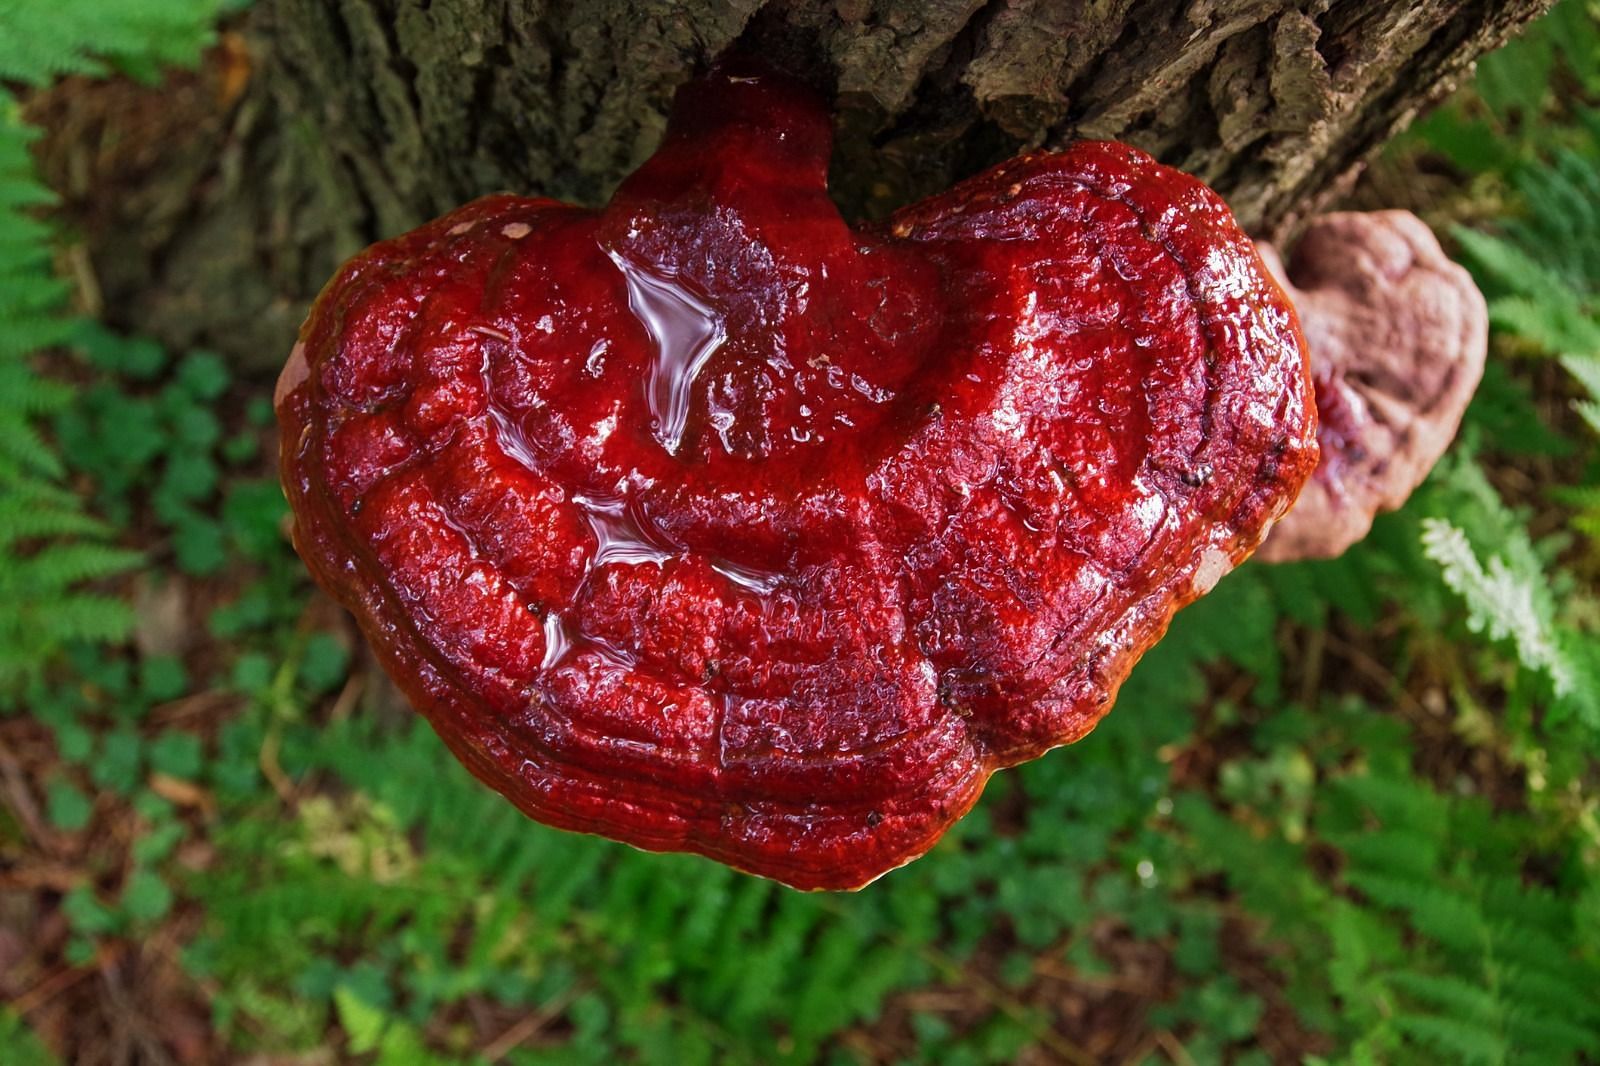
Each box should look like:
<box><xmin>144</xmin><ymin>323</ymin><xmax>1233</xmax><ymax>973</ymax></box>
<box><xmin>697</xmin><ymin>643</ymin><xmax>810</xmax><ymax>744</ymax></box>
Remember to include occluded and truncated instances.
<box><xmin>276</xmin><ymin>64</ymin><xmax>1318</xmax><ymax>890</ymax></box>
<box><xmin>1255</xmin><ymin>211</ymin><xmax>1487</xmax><ymax>563</ymax></box>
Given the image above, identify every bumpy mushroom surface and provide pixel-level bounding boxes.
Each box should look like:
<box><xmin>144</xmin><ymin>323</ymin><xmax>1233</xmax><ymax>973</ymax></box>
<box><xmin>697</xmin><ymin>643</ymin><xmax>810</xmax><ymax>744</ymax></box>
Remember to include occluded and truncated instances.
<box><xmin>277</xmin><ymin>65</ymin><xmax>1317</xmax><ymax>889</ymax></box>
<box><xmin>1256</xmin><ymin>211</ymin><xmax>1487</xmax><ymax>562</ymax></box>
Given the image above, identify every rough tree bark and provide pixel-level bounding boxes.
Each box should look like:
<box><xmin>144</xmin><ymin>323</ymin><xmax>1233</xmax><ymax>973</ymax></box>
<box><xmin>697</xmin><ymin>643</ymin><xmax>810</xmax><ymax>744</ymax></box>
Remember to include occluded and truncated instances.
<box><xmin>39</xmin><ymin>0</ymin><xmax>1551</xmax><ymax>371</ymax></box>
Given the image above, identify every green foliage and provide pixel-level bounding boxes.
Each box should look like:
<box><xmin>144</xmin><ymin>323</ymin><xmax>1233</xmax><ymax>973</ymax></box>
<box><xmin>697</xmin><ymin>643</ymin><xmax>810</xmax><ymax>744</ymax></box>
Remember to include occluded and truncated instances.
<box><xmin>1434</xmin><ymin>6</ymin><xmax>1600</xmax><ymax>564</ymax></box>
<box><xmin>54</xmin><ymin>326</ymin><xmax>285</xmax><ymax>579</ymax></box>
<box><xmin>9</xmin><ymin>0</ymin><xmax>1600</xmax><ymax>1062</ymax></box>
<box><xmin>1416</xmin><ymin>454</ymin><xmax>1599</xmax><ymax>734</ymax></box>
<box><xmin>0</xmin><ymin>2</ymin><xmax>239</xmax><ymax>701</ymax></box>
<box><xmin>0</xmin><ymin>7</ymin><xmax>250</xmax><ymax>1050</ymax></box>
<box><xmin>1421</xmin><ymin>511</ymin><xmax>1569</xmax><ymax>686</ymax></box>
<box><xmin>0</xmin><ymin>109</ymin><xmax>138</xmax><ymax>696</ymax></box>
<box><xmin>169</xmin><ymin>540</ymin><xmax>1600</xmax><ymax>1064</ymax></box>
<box><xmin>0</xmin><ymin>1009</ymin><xmax>60</xmax><ymax>1066</ymax></box>
<box><xmin>0</xmin><ymin>0</ymin><xmax>246</xmax><ymax>85</ymax></box>
<box><xmin>1409</xmin><ymin>0</ymin><xmax>1600</xmax><ymax>170</ymax></box>
<box><xmin>1180</xmin><ymin>704</ymin><xmax>1600</xmax><ymax>1065</ymax></box>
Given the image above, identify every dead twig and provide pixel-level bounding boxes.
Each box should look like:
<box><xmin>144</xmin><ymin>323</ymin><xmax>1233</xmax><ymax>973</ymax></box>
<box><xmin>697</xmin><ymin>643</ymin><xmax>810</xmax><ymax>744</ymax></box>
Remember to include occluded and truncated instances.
<box><xmin>0</xmin><ymin>738</ymin><xmax>55</xmax><ymax>851</ymax></box>
<box><xmin>148</xmin><ymin>690</ymin><xmax>242</xmax><ymax>726</ymax></box>
<box><xmin>326</xmin><ymin>672</ymin><xmax>366</xmax><ymax>723</ymax></box>
<box><xmin>10</xmin><ymin>941</ymin><xmax>125</xmax><ymax>1017</ymax></box>
<box><xmin>0</xmin><ymin>862</ymin><xmax>86</xmax><ymax>892</ymax></box>
<box><xmin>258</xmin><ymin>727</ymin><xmax>296</xmax><ymax>805</ymax></box>
<box><xmin>480</xmin><ymin>982</ymin><xmax>588</xmax><ymax>1062</ymax></box>
<box><xmin>1156</xmin><ymin>1029</ymin><xmax>1197</xmax><ymax>1066</ymax></box>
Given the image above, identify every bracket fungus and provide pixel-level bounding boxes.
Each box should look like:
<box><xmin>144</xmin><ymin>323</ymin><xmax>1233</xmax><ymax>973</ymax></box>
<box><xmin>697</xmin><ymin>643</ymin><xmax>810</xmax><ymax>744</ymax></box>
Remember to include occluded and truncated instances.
<box><xmin>1255</xmin><ymin>211</ymin><xmax>1488</xmax><ymax>563</ymax></box>
<box><xmin>277</xmin><ymin>65</ymin><xmax>1317</xmax><ymax>889</ymax></box>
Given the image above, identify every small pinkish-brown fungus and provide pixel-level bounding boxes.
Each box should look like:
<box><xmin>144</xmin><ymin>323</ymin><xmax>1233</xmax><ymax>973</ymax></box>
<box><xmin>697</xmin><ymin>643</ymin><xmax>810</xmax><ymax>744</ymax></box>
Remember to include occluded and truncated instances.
<box><xmin>1257</xmin><ymin>211</ymin><xmax>1488</xmax><ymax>563</ymax></box>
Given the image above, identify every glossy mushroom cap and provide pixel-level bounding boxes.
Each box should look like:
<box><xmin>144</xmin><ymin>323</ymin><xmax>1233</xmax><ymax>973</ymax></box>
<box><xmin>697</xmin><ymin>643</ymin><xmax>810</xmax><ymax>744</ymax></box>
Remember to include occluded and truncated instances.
<box><xmin>277</xmin><ymin>64</ymin><xmax>1317</xmax><ymax>889</ymax></box>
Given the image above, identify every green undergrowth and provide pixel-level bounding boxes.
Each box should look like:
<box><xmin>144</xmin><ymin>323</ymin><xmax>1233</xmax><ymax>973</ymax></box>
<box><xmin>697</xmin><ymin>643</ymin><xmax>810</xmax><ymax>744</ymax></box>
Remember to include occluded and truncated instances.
<box><xmin>0</xmin><ymin>0</ymin><xmax>250</xmax><ymax>699</ymax></box>
<box><xmin>5</xmin><ymin>1</ymin><xmax>1600</xmax><ymax>1063</ymax></box>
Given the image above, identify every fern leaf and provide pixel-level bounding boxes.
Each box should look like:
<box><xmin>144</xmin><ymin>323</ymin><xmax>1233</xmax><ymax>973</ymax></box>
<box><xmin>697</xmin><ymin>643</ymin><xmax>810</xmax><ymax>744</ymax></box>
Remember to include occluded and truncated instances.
<box><xmin>1452</xmin><ymin>226</ymin><xmax>1570</xmax><ymax>298</ymax></box>
<box><xmin>1420</xmin><ymin>518</ymin><xmax>1572</xmax><ymax>694</ymax></box>
<box><xmin>1562</xmin><ymin>355</ymin><xmax>1600</xmax><ymax>440</ymax></box>
<box><xmin>1344</xmin><ymin>870</ymin><xmax>1491</xmax><ymax>955</ymax></box>
<box><xmin>25</xmin><ymin>594</ymin><xmax>137</xmax><ymax>643</ymax></box>
<box><xmin>1497</xmin><ymin>966</ymin><xmax>1600</xmax><ymax>1035</ymax></box>
<box><xmin>1488</xmin><ymin>294</ymin><xmax>1600</xmax><ymax>355</ymax></box>
<box><xmin>0</xmin><ymin>311</ymin><xmax>76</xmax><ymax>359</ymax></box>
<box><xmin>1333</xmin><ymin>828</ymin><xmax>1441</xmax><ymax>883</ymax></box>
<box><xmin>0</xmin><ymin>176</ymin><xmax>55</xmax><ymax>209</ymax></box>
<box><xmin>0</xmin><ymin>1</ymin><xmax>237</xmax><ymax>87</ymax></box>
<box><xmin>1385</xmin><ymin>971</ymin><xmax>1503</xmax><ymax>1028</ymax></box>
<box><xmin>0</xmin><ymin>416</ymin><xmax>63</xmax><ymax>478</ymax></box>
<box><xmin>1335</xmin><ymin>774</ymin><xmax>1451</xmax><ymax>837</ymax></box>
<box><xmin>1390</xmin><ymin>1013</ymin><xmax>1508</xmax><ymax>1064</ymax></box>
<box><xmin>0</xmin><ymin>271</ymin><xmax>69</xmax><ymax>316</ymax></box>
<box><xmin>12</xmin><ymin>543</ymin><xmax>143</xmax><ymax>588</ymax></box>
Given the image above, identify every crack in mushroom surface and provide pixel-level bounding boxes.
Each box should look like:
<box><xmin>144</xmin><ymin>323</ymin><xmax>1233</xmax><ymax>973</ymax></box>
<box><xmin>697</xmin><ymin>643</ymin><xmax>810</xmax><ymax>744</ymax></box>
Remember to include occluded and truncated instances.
<box><xmin>1256</xmin><ymin>211</ymin><xmax>1488</xmax><ymax>563</ymax></box>
<box><xmin>276</xmin><ymin>65</ymin><xmax>1318</xmax><ymax>890</ymax></box>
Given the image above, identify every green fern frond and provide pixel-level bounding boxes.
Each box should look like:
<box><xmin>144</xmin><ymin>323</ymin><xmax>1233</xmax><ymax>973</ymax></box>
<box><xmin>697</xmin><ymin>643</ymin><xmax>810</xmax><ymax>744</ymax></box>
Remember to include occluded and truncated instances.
<box><xmin>9</xmin><ymin>594</ymin><xmax>137</xmax><ymax>642</ymax></box>
<box><xmin>0</xmin><ymin>310</ymin><xmax>76</xmax><ymax>360</ymax></box>
<box><xmin>1503</xmin><ymin>1009</ymin><xmax>1600</xmax><ymax>1061</ymax></box>
<box><xmin>1562</xmin><ymin>355</ymin><xmax>1600</xmax><ymax>437</ymax></box>
<box><xmin>1345</xmin><ymin>870</ymin><xmax>1492</xmax><ymax>954</ymax></box>
<box><xmin>1419</xmin><ymin>517</ymin><xmax>1572</xmax><ymax>693</ymax></box>
<box><xmin>0</xmin><ymin>485</ymin><xmax>110</xmax><ymax>547</ymax></box>
<box><xmin>0</xmin><ymin>0</ymin><xmax>241</xmax><ymax>86</ymax></box>
<box><xmin>11</xmin><ymin>544</ymin><xmax>144</xmax><ymax>588</ymax></box>
<box><xmin>1487</xmin><ymin>293</ymin><xmax>1600</xmax><ymax>355</ymax></box>
<box><xmin>0</xmin><ymin>594</ymin><xmax>136</xmax><ymax>693</ymax></box>
<box><xmin>0</xmin><ymin>214</ymin><xmax>54</xmax><ymax>260</ymax></box>
<box><xmin>0</xmin><ymin>1</ymin><xmax>237</xmax><ymax>698</ymax></box>
<box><xmin>0</xmin><ymin>271</ymin><xmax>70</xmax><ymax>316</ymax></box>
<box><xmin>1333</xmin><ymin>828</ymin><xmax>1440</xmax><ymax>883</ymax></box>
<box><xmin>0</xmin><ymin>509</ymin><xmax>109</xmax><ymax>550</ymax></box>
<box><xmin>1389</xmin><ymin>1013</ymin><xmax>1508</xmax><ymax>1064</ymax></box>
<box><xmin>1451</xmin><ymin>117</ymin><xmax>1600</xmax><ymax>544</ymax></box>
<box><xmin>0</xmin><ymin>176</ymin><xmax>55</xmax><ymax>210</ymax></box>
<box><xmin>1481</xmin><ymin>879</ymin><xmax>1570</xmax><ymax>939</ymax></box>
<box><xmin>1452</xmin><ymin>226</ymin><xmax>1571</xmax><ymax>299</ymax></box>
<box><xmin>0</xmin><ymin>415</ymin><xmax>64</xmax><ymax>478</ymax></box>
<box><xmin>0</xmin><ymin>362</ymin><xmax>73</xmax><ymax>413</ymax></box>
<box><xmin>1553</xmin><ymin>483</ymin><xmax>1600</xmax><ymax>511</ymax></box>
<box><xmin>1385</xmin><ymin>971</ymin><xmax>1503</xmax><ymax>1030</ymax></box>
<box><xmin>1334</xmin><ymin>774</ymin><xmax>1450</xmax><ymax>835</ymax></box>
<box><xmin>1497</xmin><ymin>966</ymin><xmax>1600</xmax><ymax>1033</ymax></box>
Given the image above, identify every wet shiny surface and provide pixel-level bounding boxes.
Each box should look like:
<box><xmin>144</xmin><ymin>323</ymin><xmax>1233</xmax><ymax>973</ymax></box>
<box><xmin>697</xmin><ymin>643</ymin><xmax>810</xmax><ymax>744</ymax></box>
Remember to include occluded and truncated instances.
<box><xmin>277</xmin><ymin>65</ymin><xmax>1318</xmax><ymax>890</ymax></box>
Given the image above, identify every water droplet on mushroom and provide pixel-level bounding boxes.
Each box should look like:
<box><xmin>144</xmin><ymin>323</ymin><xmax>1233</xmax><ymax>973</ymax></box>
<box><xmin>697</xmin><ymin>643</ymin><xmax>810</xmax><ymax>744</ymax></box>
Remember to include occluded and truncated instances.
<box><xmin>711</xmin><ymin>558</ymin><xmax>783</xmax><ymax>595</ymax></box>
<box><xmin>487</xmin><ymin>406</ymin><xmax>542</xmax><ymax>474</ymax></box>
<box><xmin>605</xmin><ymin>247</ymin><xmax>727</xmax><ymax>456</ymax></box>
<box><xmin>575</xmin><ymin>494</ymin><xmax>675</xmax><ymax>569</ymax></box>
<box><xmin>541</xmin><ymin>612</ymin><xmax>574</xmax><ymax>669</ymax></box>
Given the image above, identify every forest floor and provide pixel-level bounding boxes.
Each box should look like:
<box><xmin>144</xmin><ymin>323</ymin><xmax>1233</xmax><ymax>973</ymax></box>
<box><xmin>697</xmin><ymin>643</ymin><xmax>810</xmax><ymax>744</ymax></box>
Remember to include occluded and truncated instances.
<box><xmin>4</xmin><ymin>9</ymin><xmax>1600</xmax><ymax>1065</ymax></box>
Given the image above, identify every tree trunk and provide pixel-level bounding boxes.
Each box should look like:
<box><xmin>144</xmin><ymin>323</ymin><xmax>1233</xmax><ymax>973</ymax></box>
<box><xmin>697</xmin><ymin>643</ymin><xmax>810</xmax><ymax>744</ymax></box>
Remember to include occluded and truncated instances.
<box><xmin>40</xmin><ymin>0</ymin><xmax>1551</xmax><ymax>371</ymax></box>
